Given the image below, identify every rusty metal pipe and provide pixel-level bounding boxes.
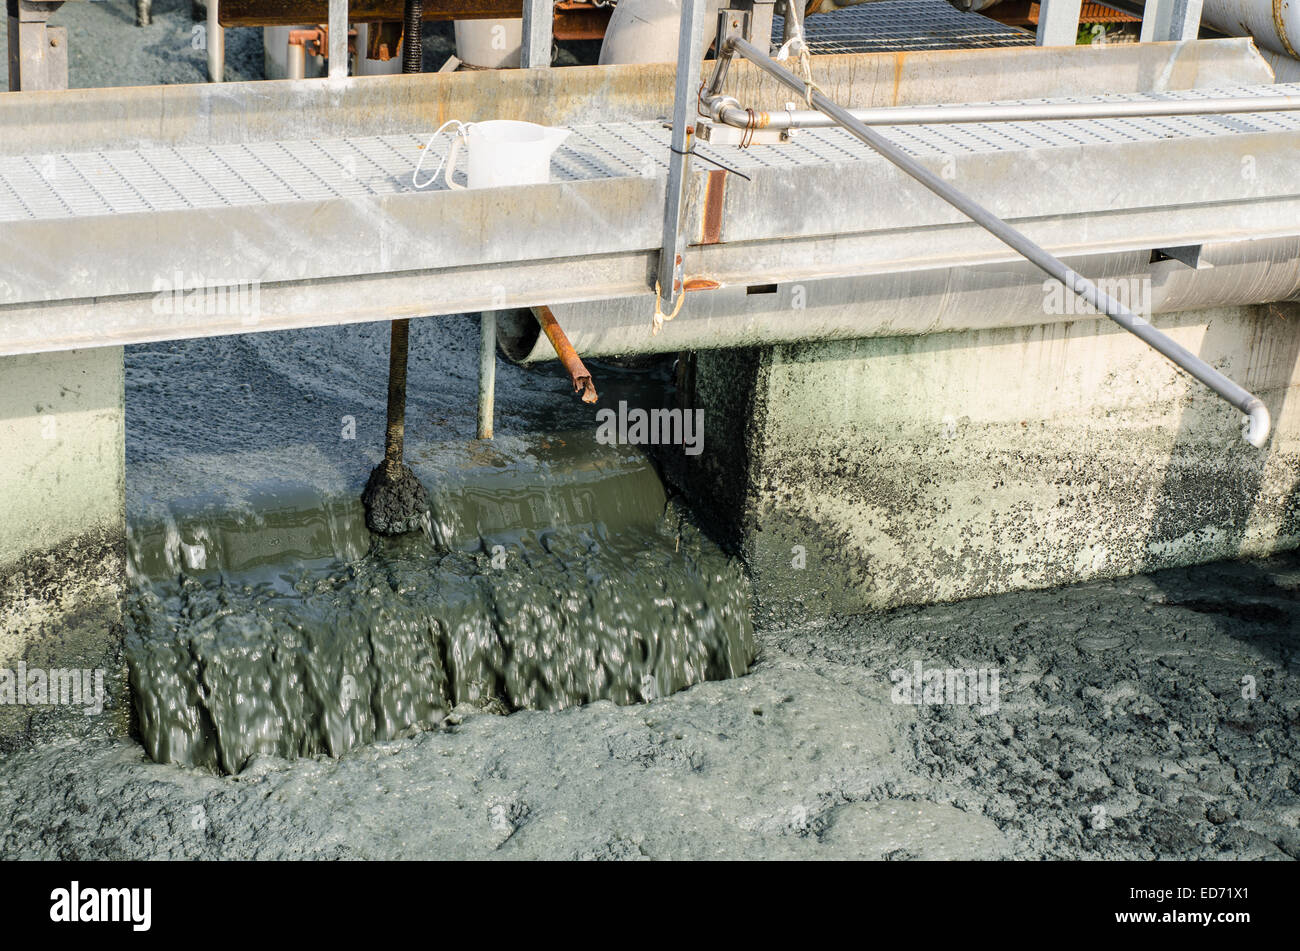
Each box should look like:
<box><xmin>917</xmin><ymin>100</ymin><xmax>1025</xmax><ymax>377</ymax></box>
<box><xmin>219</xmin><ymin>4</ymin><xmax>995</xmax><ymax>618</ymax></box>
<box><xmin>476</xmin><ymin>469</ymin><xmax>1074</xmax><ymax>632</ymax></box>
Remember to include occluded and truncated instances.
<box><xmin>536</xmin><ymin>306</ymin><xmax>599</xmax><ymax>403</ymax></box>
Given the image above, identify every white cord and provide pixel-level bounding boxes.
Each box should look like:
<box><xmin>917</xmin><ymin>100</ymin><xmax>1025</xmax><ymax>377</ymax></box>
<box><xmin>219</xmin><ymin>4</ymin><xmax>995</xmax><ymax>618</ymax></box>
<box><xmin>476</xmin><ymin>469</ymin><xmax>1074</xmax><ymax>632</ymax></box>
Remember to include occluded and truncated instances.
<box><xmin>412</xmin><ymin>119</ymin><xmax>469</xmax><ymax>190</ymax></box>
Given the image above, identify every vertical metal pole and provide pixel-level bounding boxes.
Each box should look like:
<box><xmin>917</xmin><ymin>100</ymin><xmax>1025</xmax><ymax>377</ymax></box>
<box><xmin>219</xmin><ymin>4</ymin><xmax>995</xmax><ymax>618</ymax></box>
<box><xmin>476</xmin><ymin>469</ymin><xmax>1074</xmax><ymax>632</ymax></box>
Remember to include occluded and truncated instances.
<box><xmin>521</xmin><ymin>0</ymin><xmax>553</xmax><ymax>68</ymax></box>
<box><xmin>328</xmin><ymin>0</ymin><xmax>348</xmax><ymax>78</ymax></box>
<box><xmin>1035</xmin><ymin>0</ymin><xmax>1082</xmax><ymax>46</ymax></box>
<box><xmin>478</xmin><ymin>312</ymin><xmax>496</xmax><ymax>439</ymax></box>
<box><xmin>379</xmin><ymin>0</ymin><xmax>421</xmax><ymax>463</ymax></box>
<box><xmin>9</xmin><ymin>0</ymin><xmax>69</xmax><ymax>91</ymax></box>
<box><xmin>655</xmin><ymin>0</ymin><xmax>709</xmax><ymax>316</ymax></box>
<box><xmin>748</xmin><ymin>0</ymin><xmax>776</xmax><ymax>52</ymax></box>
<box><xmin>1140</xmin><ymin>0</ymin><xmax>1204</xmax><ymax>42</ymax></box>
<box><xmin>780</xmin><ymin>0</ymin><xmax>803</xmax><ymax>47</ymax></box>
<box><xmin>287</xmin><ymin>40</ymin><xmax>306</xmax><ymax>80</ymax></box>
<box><xmin>207</xmin><ymin>0</ymin><xmax>224</xmax><ymax>82</ymax></box>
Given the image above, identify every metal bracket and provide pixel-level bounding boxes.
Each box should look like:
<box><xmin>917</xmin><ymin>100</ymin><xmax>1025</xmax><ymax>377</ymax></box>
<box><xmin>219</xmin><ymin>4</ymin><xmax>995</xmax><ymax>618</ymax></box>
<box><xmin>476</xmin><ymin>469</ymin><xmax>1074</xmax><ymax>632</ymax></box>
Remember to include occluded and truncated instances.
<box><xmin>696</xmin><ymin>117</ymin><xmax>792</xmax><ymax>144</ymax></box>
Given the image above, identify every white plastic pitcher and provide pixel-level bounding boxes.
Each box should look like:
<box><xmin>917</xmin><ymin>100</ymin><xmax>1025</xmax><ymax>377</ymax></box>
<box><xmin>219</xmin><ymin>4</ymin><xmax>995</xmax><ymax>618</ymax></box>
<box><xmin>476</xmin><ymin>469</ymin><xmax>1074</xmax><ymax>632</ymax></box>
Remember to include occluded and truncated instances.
<box><xmin>444</xmin><ymin>120</ymin><xmax>570</xmax><ymax>190</ymax></box>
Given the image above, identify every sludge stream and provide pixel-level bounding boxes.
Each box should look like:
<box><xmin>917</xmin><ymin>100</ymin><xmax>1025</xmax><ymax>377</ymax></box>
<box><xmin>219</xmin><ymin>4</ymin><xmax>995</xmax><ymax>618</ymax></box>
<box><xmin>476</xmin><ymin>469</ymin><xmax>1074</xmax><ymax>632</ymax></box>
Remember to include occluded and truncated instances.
<box><xmin>123</xmin><ymin>336</ymin><xmax>754</xmax><ymax>775</ymax></box>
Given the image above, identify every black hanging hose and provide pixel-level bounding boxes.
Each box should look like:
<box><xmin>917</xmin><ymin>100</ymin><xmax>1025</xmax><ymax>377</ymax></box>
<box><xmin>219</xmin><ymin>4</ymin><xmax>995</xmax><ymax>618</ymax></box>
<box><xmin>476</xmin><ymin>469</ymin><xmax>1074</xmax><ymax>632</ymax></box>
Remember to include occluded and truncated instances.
<box><xmin>382</xmin><ymin>0</ymin><xmax>423</xmax><ymax>478</ymax></box>
<box><xmin>383</xmin><ymin>319</ymin><xmax>410</xmax><ymax>477</ymax></box>
<box><xmin>363</xmin><ymin>0</ymin><xmax>430</xmax><ymax>534</ymax></box>
<box><xmin>403</xmin><ymin>0</ymin><xmax>423</xmax><ymax>74</ymax></box>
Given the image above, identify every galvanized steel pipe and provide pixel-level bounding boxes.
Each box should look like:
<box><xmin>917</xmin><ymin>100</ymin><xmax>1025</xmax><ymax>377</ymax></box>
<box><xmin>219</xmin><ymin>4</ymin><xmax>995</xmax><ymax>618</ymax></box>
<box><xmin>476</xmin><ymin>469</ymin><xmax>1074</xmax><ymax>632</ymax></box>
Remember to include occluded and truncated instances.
<box><xmin>703</xmin><ymin>90</ymin><xmax>1300</xmax><ymax>131</ymax></box>
<box><xmin>207</xmin><ymin>0</ymin><xmax>225</xmax><ymax>83</ymax></box>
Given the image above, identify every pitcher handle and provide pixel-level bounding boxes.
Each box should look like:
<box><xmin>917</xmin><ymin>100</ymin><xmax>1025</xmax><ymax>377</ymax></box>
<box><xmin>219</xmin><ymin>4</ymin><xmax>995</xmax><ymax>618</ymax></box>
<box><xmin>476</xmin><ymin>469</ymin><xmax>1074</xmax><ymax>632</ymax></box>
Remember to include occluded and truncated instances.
<box><xmin>411</xmin><ymin>120</ymin><xmax>469</xmax><ymax>190</ymax></box>
<box><xmin>444</xmin><ymin>132</ymin><xmax>467</xmax><ymax>191</ymax></box>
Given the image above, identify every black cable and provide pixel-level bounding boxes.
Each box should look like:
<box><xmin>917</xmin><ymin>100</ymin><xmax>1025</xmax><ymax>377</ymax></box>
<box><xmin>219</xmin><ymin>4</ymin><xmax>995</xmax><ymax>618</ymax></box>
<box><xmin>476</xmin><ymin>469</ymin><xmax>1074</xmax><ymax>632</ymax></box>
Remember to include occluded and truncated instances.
<box><xmin>402</xmin><ymin>0</ymin><xmax>423</xmax><ymax>74</ymax></box>
<box><xmin>668</xmin><ymin>145</ymin><xmax>753</xmax><ymax>182</ymax></box>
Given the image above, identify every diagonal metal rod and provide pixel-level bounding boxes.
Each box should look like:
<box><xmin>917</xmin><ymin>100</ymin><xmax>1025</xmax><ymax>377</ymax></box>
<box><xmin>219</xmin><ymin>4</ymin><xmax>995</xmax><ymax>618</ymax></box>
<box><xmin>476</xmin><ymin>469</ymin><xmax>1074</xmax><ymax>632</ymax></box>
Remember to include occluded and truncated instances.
<box><xmin>725</xmin><ymin>35</ymin><xmax>1272</xmax><ymax>448</ymax></box>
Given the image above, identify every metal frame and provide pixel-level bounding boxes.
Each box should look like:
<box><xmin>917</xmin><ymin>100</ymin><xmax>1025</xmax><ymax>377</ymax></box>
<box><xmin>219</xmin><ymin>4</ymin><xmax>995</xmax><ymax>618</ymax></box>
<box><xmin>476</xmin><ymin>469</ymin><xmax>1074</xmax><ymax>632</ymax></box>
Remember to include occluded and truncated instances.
<box><xmin>5</xmin><ymin>110</ymin><xmax>1300</xmax><ymax>349</ymax></box>
<box><xmin>699</xmin><ymin>90</ymin><xmax>1300</xmax><ymax>133</ymax></box>
<box><xmin>1140</xmin><ymin>0</ymin><xmax>1204</xmax><ymax>42</ymax></box>
<box><xmin>329</xmin><ymin>0</ymin><xmax>349</xmax><ymax>78</ymax></box>
<box><xmin>7</xmin><ymin>0</ymin><xmax>68</xmax><ymax>91</ymax></box>
<box><xmin>1035</xmin><ymin>0</ymin><xmax>1081</xmax><ymax>45</ymax></box>
<box><xmin>521</xmin><ymin>0</ymin><xmax>554</xmax><ymax>68</ymax></box>
<box><xmin>697</xmin><ymin>20</ymin><xmax>1272</xmax><ymax>445</ymax></box>
<box><xmin>654</xmin><ymin>0</ymin><xmax>710</xmax><ymax>322</ymax></box>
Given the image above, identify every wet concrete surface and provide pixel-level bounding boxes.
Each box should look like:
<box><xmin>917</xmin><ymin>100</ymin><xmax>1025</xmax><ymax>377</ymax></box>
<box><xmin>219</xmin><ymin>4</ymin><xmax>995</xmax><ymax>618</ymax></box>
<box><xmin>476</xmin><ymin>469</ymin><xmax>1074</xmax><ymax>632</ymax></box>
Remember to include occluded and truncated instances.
<box><xmin>769</xmin><ymin>552</ymin><xmax>1300</xmax><ymax>859</ymax></box>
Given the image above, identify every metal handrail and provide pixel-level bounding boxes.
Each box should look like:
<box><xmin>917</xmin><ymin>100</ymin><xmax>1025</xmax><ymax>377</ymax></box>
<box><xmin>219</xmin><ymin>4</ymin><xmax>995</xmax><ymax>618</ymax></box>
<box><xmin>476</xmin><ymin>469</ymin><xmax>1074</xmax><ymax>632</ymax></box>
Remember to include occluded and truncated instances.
<box><xmin>701</xmin><ymin>91</ymin><xmax>1300</xmax><ymax>131</ymax></box>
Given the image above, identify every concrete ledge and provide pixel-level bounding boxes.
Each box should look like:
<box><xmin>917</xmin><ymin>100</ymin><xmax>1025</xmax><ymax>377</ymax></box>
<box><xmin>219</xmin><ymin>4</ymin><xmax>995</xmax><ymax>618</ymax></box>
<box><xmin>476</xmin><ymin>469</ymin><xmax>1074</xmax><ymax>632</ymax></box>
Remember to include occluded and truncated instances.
<box><xmin>0</xmin><ymin>40</ymin><xmax>1272</xmax><ymax>155</ymax></box>
<box><xmin>0</xmin><ymin>347</ymin><xmax>127</xmax><ymax>749</ymax></box>
<box><xmin>0</xmin><ymin>526</ymin><xmax>129</xmax><ymax>751</ymax></box>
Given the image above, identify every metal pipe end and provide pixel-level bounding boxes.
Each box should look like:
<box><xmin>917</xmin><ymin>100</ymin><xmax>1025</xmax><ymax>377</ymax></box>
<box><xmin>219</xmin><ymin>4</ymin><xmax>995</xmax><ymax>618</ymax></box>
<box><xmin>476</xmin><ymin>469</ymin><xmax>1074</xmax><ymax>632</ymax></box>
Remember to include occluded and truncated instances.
<box><xmin>1244</xmin><ymin>401</ymin><xmax>1271</xmax><ymax>448</ymax></box>
<box><xmin>494</xmin><ymin>308</ymin><xmax>543</xmax><ymax>364</ymax></box>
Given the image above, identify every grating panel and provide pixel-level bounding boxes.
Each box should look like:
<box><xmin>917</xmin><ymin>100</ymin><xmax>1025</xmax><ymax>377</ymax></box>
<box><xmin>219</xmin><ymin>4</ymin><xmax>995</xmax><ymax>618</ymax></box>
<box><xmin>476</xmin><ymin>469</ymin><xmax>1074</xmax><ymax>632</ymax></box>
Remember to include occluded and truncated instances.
<box><xmin>2</xmin><ymin>82</ymin><xmax>1299</xmax><ymax>223</ymax></box>
<box><xmin>778</xmin><ymin>0</ymin><xmax>1035</xmax><ymax>53</ymax></box>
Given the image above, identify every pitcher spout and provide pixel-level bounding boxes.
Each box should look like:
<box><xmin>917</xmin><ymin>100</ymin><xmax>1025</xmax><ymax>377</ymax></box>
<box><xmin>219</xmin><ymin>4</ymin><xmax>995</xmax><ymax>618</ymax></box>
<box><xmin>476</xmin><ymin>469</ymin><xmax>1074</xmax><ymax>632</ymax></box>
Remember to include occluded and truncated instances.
<box><xmin>542</xmin><ymin>127</ymin><xmax>571</xmax><ymax>155</ymax></box>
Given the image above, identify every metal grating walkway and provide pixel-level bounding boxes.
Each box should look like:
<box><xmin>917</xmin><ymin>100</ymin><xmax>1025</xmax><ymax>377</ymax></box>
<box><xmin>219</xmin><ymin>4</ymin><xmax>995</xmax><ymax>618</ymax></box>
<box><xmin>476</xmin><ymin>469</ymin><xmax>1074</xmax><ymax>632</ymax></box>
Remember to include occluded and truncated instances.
<box><xmin>2</xmin><ymin>83</ymin><xmax>1298</xmax><ymax>224</ymax></box>
<box><xmin>779</xmin><ymin>0</ymin><xmax>1034</xmax><ymax>53</ymax></box>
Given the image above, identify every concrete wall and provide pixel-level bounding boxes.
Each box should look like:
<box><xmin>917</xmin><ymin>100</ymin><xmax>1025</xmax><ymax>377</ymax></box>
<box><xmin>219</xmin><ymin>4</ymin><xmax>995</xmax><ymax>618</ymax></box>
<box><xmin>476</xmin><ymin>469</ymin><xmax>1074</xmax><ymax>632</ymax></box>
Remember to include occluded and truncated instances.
<box><xmin>675</xmin><ymin>304</ymin><xmax>1300</xmax><ymax>621</ymax></box>
<box><xmin>0</xmin><ymin>346</ymin><xmax>129</xmax><ymax>749</ymax></box>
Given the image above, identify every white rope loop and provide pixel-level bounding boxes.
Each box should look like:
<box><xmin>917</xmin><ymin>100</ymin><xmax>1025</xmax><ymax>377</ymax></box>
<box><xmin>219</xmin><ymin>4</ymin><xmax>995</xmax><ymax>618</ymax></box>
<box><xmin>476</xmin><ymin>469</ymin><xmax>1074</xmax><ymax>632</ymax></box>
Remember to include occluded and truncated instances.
<box><xmin>412</xmin><ymin>119</ymin><xmax>471</xmax><ymax>190</ymax></box>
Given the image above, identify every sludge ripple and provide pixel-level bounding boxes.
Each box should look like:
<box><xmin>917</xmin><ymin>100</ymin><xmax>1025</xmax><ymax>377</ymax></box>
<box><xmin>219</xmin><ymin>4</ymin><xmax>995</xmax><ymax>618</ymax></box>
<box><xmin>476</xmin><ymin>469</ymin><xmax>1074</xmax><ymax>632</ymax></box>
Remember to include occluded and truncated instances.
<box><xmin>126</xmin><ymin>515</ymin><xmax>754</xmax><ymax>775</ymax></box>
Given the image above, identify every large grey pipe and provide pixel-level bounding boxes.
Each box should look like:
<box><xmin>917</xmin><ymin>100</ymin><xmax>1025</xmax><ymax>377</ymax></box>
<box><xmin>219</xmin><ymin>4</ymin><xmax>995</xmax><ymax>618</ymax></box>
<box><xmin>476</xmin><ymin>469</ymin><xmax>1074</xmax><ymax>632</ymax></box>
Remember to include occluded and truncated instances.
<box><xmin>721</xmin><ymin>35</ymin><xmax>1274</xmax><ymax>446</ymax></box>
<box><xmin>1202</xmin><ymin>0</ymin><xmax>1300</xmax><ymax>63</ymax></box>
<box><xmin>600</xmin><ymin>0</ymin><xmax>729</xmax><ymax>63</ymax></box>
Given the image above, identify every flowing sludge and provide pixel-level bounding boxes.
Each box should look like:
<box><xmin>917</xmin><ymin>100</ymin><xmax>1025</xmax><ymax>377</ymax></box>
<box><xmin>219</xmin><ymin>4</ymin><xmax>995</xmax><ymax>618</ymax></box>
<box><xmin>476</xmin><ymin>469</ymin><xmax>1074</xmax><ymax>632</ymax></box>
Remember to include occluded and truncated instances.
<box><xmin>126</xmin><ymin>502</ymin><xmax>754</xmax><ymax>775</ymax></box>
